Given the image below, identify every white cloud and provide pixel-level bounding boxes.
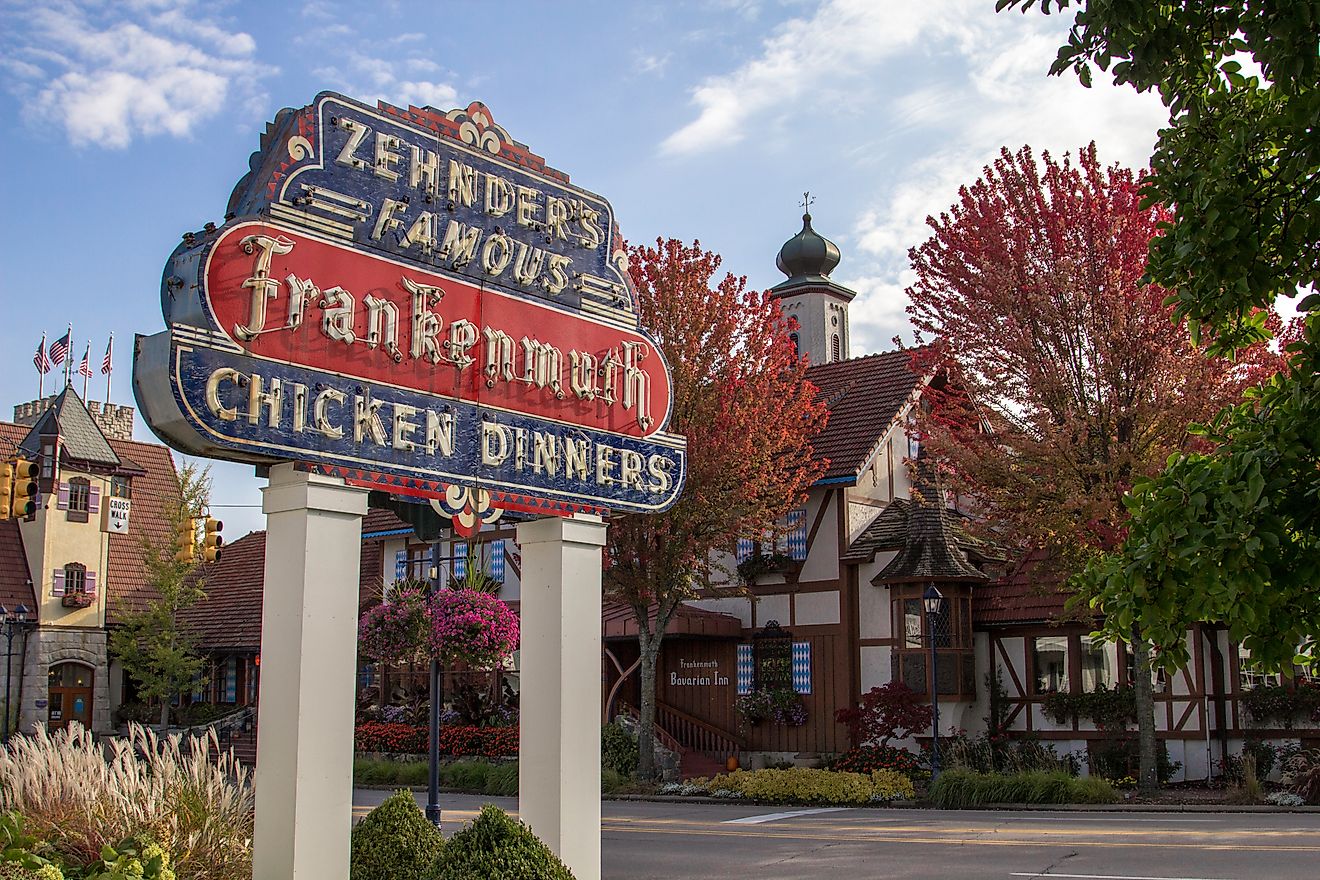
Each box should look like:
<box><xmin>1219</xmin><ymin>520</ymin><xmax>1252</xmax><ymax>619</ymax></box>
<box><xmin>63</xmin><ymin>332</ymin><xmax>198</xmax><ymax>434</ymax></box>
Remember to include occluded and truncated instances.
<box><xmin>314</xmin><ymin>51</ymin><xmax>460</xmax><ymax>111</ymax></box>
<box><xmin>661</xmin><ymin>0</ymin><xmax>978</xmax><ymax>156</ymax></box>
<box><xmin>634</xmin><ymin>51</ymin><xmax>672</xmax><ymax>76</ymax></box>
<box><xmin>666</xmin><ymin>0</ymin><xmax>1167</xmax><ymax>355</ymax></box>
<box><xmin>5</xmin><ymin>1</ymin><xmax>272</xmax><ymax>148</ymax></box>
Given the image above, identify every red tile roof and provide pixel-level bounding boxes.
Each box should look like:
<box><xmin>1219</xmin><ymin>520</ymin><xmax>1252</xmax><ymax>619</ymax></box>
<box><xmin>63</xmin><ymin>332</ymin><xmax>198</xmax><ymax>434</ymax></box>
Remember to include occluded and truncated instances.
<box><xmin>972</xmin><ymin>550</ymin><xmax>1078</xmax><ymax>626</ymax></box>
<box><xmin>806</xmin><ymin>349</ymin><xmax>925</xmax><ymax>483</ymax></box>
<box><xmin>182</xmin><ymin>530</ymin><xmax>267</xmax><ymax>652</ymax></box>
<box><xmin>0</xmin><ymin>519</ymin><xmax>35</xmax><ymax>611</ymax></box>
<box><xmin>105</xmin><ymin>438</ymin><xmax>180</xmax><ymax>625</ymax></box>
<box><xmin>0</xmin><ymin>422</ymin><xmax>27</xmax><ymax>457</ymax></box>
<box><xmin>183</xmin><ymin>526</ymin><xmax>394</xmax><ymax>653</ymax></box>
<box><xmin>362</xmin><ymin>507</ymin><xmax>411</xmax><ymax>538</ymax></box>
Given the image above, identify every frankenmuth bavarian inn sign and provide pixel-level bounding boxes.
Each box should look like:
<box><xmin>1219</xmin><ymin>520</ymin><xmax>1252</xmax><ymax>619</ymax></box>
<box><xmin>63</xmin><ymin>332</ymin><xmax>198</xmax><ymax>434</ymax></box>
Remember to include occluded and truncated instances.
<box><xmin>135</xmin><ymin>91</ymin><xmax>686</xmax><ymax>520</ymax></box>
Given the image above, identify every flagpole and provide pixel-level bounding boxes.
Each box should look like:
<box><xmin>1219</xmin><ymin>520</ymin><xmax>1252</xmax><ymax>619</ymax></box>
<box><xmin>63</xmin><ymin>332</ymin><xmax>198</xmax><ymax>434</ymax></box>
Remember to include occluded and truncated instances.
<box><xmin>81</xmin><ymin>343</ymin><xmax>90</xmax><ymax>400</ymax></box>
<box><xmin>64</xmin><ymin>324</ymin><xmax>73</xmax><ymax>388</ymax></box>
<box><xmin>38</xmin><ymin>332</ymin><xmax>46</xmax><ymax>399</ymax></box>
<box><xmin>105</xmin><ymin>333</ymin><xmax>113</xmax><ymax>404</ymax></box>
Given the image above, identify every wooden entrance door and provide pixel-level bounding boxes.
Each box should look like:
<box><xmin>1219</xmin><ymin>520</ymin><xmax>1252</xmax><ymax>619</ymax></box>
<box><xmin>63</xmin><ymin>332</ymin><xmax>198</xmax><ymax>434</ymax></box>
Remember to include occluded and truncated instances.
<box><xmin>48</xmin><ymin>663</ymin><xmax>94</xmax><ymax>731</ymax></box>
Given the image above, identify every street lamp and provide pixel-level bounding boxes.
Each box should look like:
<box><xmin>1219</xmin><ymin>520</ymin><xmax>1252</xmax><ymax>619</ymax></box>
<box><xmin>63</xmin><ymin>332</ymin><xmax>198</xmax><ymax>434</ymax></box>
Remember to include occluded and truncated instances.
<box><xmin>922</xmin><ymin>585</ymin><xmax>945</xmax><ymax>780</ymax></box>
<box><xmin>1</xmin><ymin>604</ymin><xmax>34</xmax><ymax>744</ymax></box>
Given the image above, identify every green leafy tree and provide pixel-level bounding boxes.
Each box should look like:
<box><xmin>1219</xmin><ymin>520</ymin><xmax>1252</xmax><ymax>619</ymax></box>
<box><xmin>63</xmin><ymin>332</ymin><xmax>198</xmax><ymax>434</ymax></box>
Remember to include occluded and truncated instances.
<box><xmin>109</xmin><ymin>464</ymin><xmax>212</xmax><ymax>731</ymax></box>
<box><xmin>996</xmin><ymin>4</ymin><xmax>1318</xmax><ymax>670</ymax></box>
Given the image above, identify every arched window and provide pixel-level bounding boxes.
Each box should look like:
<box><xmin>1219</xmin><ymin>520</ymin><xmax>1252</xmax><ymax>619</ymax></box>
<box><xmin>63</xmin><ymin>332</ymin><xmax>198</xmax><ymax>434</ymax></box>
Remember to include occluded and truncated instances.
<box><xmin>789</xmin><ymin>333</ymin><xmax>800</xmax><ymax>358</ymax></box>
<box><xmin>67</xmin><ymin>477</ymin><xmax>90</xmax><ymax>523</ymax></box>
<box><xmin>63</xmin><ymin>562</ymin><xmax>87</xmax><ymax>595</ymax></box>
<box><xmin>830</xmin><ymin>334</ymin><xmax>841</xmax><ymax>363</ymax></box>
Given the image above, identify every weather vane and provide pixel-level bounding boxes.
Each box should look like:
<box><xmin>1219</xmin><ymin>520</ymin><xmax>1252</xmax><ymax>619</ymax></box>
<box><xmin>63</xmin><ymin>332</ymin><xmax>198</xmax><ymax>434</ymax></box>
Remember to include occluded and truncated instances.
<box><xmin>800</xmin><ymin>191</ymin><xmax>815</xmax><ymax>213</ymax></box>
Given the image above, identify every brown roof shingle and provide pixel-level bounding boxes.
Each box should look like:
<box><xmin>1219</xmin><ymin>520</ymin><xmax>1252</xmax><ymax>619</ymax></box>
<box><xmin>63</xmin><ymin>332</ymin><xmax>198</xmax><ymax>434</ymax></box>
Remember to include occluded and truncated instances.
<box><xmin>105</xmin><ymin>438</ymin><xmax>180</xmax><ymax>624</ymax></box>
<box><xmin>806</xmin><ymin>349</ymin><xmax>924</xmax><ymax>484</ymax></box>
<box><xmin>972</xmin><ymin>550</ymin><xmax>1074</xmax><ymax>626</ymax></box>
<box><xmin>182</xmin><ymin>531</ymin><xmax>266</xmax><ymax>652</ymax></box>
<box><xmin>0</xmin><ymin>519</ymin><xmax>35</xmax><ymax>612</ymax></box>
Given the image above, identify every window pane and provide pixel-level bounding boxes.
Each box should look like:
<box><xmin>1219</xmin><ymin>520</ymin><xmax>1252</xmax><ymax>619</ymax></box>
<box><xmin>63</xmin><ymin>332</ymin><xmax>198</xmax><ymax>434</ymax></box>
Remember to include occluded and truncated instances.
<box><xmin>934</xmin><ymin>651</ymin><xmax>959</xmax><ymax>695</ymax></box>
<box><xmin>1033</xmin><ymin>636</ymin><xmax>1069</xmax><ymax>694</ymax></box>
<box><xmin>900</xmin><ymin>652</ymin><xmax>927</xmax><ymax>694</ymax></box>
<box><xmin>903</xmin><ymin>599</ymin><xmax>922</xmax><ymax>648</ymax></box>
<box><xmin>1081</xmin><ymin>636</ymin><xmax>1117</xmax><ymax>692</ymax></box>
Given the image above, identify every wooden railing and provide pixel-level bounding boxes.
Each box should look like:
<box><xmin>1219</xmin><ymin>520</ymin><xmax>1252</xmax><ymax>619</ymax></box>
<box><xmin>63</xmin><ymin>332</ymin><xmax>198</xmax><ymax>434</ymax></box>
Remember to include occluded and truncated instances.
<box><xmin>615</xmin><ymin>702</ymin><xmax>685</xmax><ymax>757</ymax></box>
<box><xmin>655</xmin><ymin>702</ymin><xmax>743</xmax><ymax>760</ymax></box>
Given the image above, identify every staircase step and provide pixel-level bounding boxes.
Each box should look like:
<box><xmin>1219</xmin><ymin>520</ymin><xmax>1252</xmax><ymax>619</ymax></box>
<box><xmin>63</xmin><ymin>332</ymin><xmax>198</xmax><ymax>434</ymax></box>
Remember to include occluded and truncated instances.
<box><xmin>680</xmin><ymin>753</ymin><xmax>728</xmax><ymax>781</ymax></box>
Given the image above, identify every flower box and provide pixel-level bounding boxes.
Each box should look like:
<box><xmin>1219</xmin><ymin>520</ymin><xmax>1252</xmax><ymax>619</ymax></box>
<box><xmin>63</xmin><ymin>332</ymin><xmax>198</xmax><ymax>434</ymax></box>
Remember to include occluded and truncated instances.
<box><xmin>61</xmin><ymin>593</ymin><xmax>94</xmax><ymax>609</ymax></box>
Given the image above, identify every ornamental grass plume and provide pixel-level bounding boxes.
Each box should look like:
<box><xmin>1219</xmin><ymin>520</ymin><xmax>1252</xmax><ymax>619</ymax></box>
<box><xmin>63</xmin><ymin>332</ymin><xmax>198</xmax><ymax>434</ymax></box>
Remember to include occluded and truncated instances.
<box><xmin>428</xmin><ymin>589</ymin><xmax>519</xmax><ymax>669</ymax></box>
<box><xmin>0</xmin><ymin>723</ymin><xmax>253</xmax><ymax>880</ymax></box>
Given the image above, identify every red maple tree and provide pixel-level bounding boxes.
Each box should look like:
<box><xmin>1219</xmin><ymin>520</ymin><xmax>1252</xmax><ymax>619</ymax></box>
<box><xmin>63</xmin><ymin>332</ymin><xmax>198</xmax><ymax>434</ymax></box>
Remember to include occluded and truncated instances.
<box><xmin>905</xmin><ymin>143</ymin><xmax>1288</xmax><ymax>792</ymax></box>
<box><xmin>607</xmin><ymin>238</ymin><xmax>828</xmax><ymax>778</ymax></box>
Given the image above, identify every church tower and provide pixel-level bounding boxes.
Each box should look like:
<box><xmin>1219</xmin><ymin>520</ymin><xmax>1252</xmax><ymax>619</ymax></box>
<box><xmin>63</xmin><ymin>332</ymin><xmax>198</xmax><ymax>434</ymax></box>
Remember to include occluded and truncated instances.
<box><xmin>772</xmin><ymin>200</ymin><xmax>855</xmax><ymax>366</ymax></box>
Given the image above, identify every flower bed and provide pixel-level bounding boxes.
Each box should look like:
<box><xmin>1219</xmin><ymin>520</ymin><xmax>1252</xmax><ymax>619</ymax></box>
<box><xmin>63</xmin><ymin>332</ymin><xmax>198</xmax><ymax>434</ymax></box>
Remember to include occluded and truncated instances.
<box><xmin>831</xmin><ymin>744</ymin><xmax>923</xmax><ymax>778</ymax></box>
<box><xmin>354</xmin><ymin>722</ymin><xmax>518</xmax><ymax>758</ymax></box>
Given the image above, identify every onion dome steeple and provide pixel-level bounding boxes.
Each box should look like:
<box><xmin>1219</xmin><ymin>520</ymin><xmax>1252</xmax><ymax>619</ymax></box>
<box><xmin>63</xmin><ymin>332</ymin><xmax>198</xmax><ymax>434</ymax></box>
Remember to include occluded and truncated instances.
<box><xmin>770</xmin><ymin>193</ymin><xmax>855</xmax><ymax>366</ymax></box>
<box><xmin>776</xmin><ymin>209</ymin><xmax>841</xmax><ymax>283</ymax></box>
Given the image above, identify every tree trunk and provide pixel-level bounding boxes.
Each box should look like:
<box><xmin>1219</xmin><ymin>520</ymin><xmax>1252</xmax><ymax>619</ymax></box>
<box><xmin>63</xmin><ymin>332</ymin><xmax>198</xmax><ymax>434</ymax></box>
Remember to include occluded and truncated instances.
<box><xmin>1131</xmin><ymin>625</ymin><xmax>1159</xmax><ymax>796</ymax></box>
<box><xmin>159</xmin><ymin>698</ymin><xmax>171</xmax><ymax>734</ymax></box>
<box><xmin>636</xmin><ymin>629</ymin><xmax>663</xmax><ymax>780</ymax></box>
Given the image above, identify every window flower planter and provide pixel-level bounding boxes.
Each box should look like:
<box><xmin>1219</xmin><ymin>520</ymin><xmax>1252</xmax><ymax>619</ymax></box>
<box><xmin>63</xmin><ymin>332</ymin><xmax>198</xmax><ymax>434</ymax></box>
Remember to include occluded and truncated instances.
<box><xmin>61</xmin><ymin>593</ymin><xmax>94</xmax><ymax>609</ymax></box>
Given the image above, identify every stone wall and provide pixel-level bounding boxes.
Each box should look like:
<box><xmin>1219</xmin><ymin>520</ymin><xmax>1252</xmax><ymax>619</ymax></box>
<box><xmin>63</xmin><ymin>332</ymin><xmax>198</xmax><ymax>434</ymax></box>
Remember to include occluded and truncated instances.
<box><xmin>11</xmin><ymin>396</ymin><xmax>135</xmax><ymax>442</ymax></box>
<box><xmin>17</xmin><ymin>627</ymin><xmax>112</xmax><ymax>734</ymax></box>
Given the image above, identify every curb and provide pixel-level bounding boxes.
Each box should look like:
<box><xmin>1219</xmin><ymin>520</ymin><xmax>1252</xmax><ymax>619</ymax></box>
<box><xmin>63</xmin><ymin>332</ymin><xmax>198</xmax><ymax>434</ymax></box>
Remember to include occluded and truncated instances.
<box><xmin>354</xmin><ymin>787</ymin><xmax>1320</xmax><ymax>813</ymax></box>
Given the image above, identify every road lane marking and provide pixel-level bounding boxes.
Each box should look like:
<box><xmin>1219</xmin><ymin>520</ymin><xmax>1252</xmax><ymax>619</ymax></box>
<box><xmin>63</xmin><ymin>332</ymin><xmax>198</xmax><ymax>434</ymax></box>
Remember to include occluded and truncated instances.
<box><xmin>1007</xmin><ymin>874</ymin><xmax>1236</xmax><ymax>880</ymax></box>
<box><xmin>724</xmin><ymin>808</ymin><xmax>849</xmax><ymax>824</ymax></box>
<box><xmin>594</xmin><ymin>825</ymin><xmax>1320</xmax><ymax>852</ymax></box>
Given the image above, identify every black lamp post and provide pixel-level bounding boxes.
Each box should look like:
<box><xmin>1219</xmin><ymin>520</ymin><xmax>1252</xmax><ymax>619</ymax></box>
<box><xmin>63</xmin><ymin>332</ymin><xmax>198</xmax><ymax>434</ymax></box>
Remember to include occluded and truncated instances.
<box><xmin>425</xmin><ymin>542</ymin><xmax>444</xmax><ymax>828</ymax></box>
<box><xmin>1</xmin><ymin>604</ymin><xmax>33</xmax><ymax>744</ymax></box>
<box><xmin>922</xmin><ymin>585</ymin><xmax>945</xmax><ymax>780</ymax></box>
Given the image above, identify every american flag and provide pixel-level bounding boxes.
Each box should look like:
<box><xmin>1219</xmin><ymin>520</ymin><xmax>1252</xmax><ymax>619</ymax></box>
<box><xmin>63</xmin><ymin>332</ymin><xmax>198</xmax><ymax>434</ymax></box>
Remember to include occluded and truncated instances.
<box><xmin>101</xmin><ymin>335</ymin><xmax>113</xmax><ymax>375</ymax></box>
<box><xmin>78</xmin><ymin>344</ymin><xmax>94</xmax><ymax>379</ymax></box>
<box><xmin>49</xmin><ymin>330</ymin><xmax>70</xmax><ymax>366</ymax></box>
<box><xmin>33</xmin><ymin>335</ymin><xmax>51</xmax><ymax>374</ymax></box>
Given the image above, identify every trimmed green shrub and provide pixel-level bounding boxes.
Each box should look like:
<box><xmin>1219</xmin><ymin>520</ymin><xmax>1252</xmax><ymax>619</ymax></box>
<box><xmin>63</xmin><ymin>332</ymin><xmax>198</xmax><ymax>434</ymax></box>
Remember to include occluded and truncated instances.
<box><xmin>692</xmin><ymin>767</ymin><xmax>914</xmax><ymax>804</ymax></box>
<box><xmin>431</xmin><ymin>804</ymin><xmax>573</xmax><ymax>880</ymax></box>
<box><xmin>601</xmin><ymin>723</ymin><xmax>638</xmax><ymax>777</ymax></box>
<box><xmin>929</xmin><ymin>769</ymin><xmax>1118</xmax><ymax>809</ymax></box>
<box><xmin>350</xmin><ymin>790</ymin><xmax>444</xmax><ymax>880</ymax></box>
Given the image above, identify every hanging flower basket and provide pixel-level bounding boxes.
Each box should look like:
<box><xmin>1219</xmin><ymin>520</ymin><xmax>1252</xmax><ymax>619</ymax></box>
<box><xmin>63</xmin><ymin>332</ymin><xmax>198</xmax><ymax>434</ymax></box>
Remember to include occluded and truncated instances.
<box><xmin>358</xmin><ymin>581</ymin><xmax>432</xmax><ymax>664</ymax></box>
<box><xmin>428</xmin><ymin>589</ymin><xmax>520</xmax><ymax>670</ymax></box>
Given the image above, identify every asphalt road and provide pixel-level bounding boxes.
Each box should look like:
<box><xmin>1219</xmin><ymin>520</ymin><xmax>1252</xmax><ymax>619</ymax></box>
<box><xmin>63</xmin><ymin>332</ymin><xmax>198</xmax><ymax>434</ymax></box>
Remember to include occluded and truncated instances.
<box><xmin>353</xmin><ymin>789</ymin><xmax>1320</xmax><ymax>880</ymax></box>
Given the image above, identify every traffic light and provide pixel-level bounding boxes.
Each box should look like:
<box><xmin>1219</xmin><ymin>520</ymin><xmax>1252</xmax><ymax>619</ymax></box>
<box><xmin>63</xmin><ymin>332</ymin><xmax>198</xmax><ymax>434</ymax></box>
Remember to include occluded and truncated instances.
<box><xmin>0</xmin><ymin>462</ymin><xmax>12</xmax><ymax>519</ymax></box>
<box><xmin>10</xmin><ymin>460</ymin><xmax>38</xmax><ymax>519</ymax></box>
<box><xmin>174</xmin><ymin>517</ymin><xmax>198</xmax><ymax>564</ymax></box>
<box><xmin>203</xmin><ymin>517</ymin><xmax>224</xmax><ymax>563</ymax></box>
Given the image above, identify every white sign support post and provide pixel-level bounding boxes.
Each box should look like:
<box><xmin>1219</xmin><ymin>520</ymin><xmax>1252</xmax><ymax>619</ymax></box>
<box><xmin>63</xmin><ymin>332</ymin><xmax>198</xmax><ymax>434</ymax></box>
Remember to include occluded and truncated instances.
<box><xmin>253</xmin><ymin>463</ymin><xmax>369</xmax><ymax>880</ymax></box>
<box><xmin>516</xmin><ymin>514</ymin><xmax>609</xmax><ymax>880</ymax></box>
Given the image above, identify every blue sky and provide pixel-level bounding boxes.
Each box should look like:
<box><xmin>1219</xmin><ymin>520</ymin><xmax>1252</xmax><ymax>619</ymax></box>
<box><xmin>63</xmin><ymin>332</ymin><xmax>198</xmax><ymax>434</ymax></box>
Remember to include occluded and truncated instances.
<box><xmin>0</xmin><ymin>0</ymin><xmax>1166</xmax><ymax>537</ymax></box>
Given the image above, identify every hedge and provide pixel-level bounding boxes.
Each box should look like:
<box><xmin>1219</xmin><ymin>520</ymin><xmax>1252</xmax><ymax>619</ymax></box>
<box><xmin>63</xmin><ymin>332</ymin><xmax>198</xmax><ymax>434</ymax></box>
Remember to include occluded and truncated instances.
<box><xmin>929</xmin><ymin>769</ymin><xmax>1118</xmax><ymax>808</ymax></box>
<box><xmin>692</xmin><ymin>767</ymin><xmax>914</xmax><ymax>805</ymax></box>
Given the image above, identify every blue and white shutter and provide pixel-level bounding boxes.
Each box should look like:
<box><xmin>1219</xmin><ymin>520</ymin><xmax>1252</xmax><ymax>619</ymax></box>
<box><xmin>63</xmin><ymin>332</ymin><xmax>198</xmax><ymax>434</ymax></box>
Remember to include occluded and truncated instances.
<box><xmin>394</xmin><ymin>550</ymin><xmax>407</xmax><ymax>581</ymax></box>
<box><xmin>792</xmin><ymin>642</ymin><xmax>812</xmax><ymax>694</ymax></box>
<box><xmin>735</xmin><ymin>537</ymin><xmax>754</xmax><ymax>562</ymax></box>
<box><xmin>453</xmin><ymin>542</ymin><xmax>467</xmax><ymax>579</ymax></box>
<box><xmin>489</xmin><ymin>540</ymin><xmax>506</xmax><ymax>582</ymax></box>
<box><xmin>787</xmin><ymin>509</ymin><xmax>807</xmax><ymax>561</ymax></box>
<box><xmin>736</xmin><ymin>644</ymin><xmax>754</xmax><ymax>695</ymax></box>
